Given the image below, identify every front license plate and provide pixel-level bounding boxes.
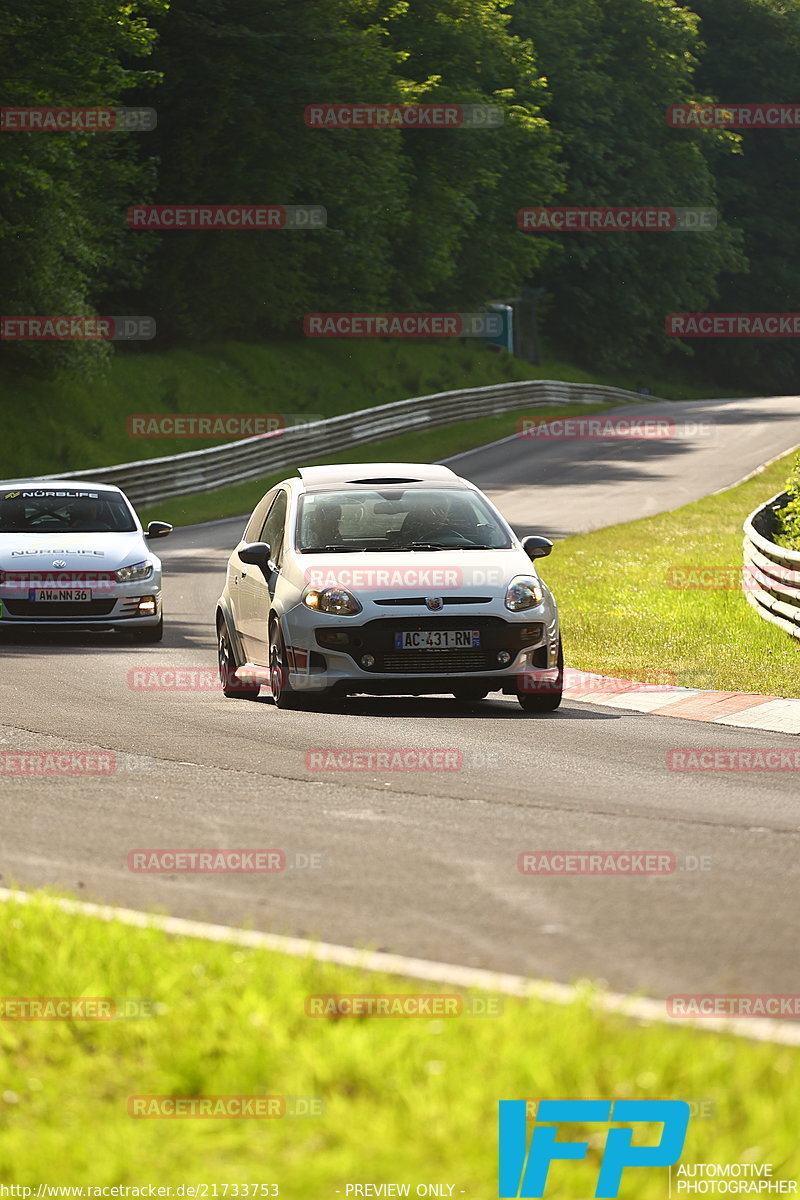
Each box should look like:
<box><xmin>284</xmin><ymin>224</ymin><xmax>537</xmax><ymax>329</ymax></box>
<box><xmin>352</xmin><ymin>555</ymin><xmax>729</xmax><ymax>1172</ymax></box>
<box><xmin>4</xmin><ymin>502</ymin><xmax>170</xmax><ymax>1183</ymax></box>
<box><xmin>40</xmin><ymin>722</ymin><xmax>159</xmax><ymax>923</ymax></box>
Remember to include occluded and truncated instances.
<box><xmin>393</xmin><ymin>629</ymin><xmax>480</xmax><ymax>650</ymax></box>
<box><xmin>28</xmin><ymin>589</ymin><xmax>93</xmax><ymax>602</ymax></box>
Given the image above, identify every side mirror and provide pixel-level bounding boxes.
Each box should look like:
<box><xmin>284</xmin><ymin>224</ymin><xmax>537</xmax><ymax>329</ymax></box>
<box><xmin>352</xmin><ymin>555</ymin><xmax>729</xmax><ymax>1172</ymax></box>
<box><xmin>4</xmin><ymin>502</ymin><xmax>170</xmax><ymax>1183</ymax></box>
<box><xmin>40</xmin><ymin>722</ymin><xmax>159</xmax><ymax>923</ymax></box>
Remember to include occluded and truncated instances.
<box><xmin>239</xmin><ymin>541</ymin><xmax>273</xmax><ymax>575</ymax></box>
<box><xmin>522</xmin><ymin>535</ymin><xmax>553</xmax><ymax>560</ymax></box>
<box><xmin>146</xmin><ymin>521</ymin><xmax>173</xmax><ymax>540</ymax></box>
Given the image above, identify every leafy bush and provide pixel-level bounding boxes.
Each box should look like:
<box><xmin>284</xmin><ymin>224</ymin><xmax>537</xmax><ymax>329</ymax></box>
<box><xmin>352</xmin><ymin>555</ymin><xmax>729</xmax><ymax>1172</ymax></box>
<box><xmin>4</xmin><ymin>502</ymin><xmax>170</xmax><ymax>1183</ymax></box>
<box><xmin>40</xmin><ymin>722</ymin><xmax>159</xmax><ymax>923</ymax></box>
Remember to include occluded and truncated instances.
<box><xmin>773</xmin><ymin>455</ymin><xmax>800</xmax><ymax>550</ymax></box>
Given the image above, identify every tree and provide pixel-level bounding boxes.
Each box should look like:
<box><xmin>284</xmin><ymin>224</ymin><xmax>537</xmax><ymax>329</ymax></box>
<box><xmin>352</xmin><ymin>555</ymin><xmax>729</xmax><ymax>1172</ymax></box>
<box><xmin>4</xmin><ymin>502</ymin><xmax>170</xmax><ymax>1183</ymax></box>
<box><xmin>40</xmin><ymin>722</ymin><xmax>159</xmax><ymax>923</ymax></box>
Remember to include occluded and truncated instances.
<box><xmin>0</xmin><ymin>0</ymin><xmax>165</xmax><ymax>375</ymax></box>
<box><xmin>512</xmin><ymin>0</ymin><xmax>743</xmax><ymax>372</ymax></box>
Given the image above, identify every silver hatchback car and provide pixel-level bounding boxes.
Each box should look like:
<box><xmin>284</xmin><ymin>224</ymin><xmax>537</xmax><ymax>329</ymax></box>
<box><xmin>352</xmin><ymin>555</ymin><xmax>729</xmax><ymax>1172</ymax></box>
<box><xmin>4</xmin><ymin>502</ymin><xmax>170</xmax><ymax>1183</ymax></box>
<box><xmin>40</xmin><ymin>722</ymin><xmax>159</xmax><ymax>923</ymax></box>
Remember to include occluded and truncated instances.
<box><xmin>216</xmin><ymin>463</ymin><xmax>563</xmax><ymax>711</ymax></box>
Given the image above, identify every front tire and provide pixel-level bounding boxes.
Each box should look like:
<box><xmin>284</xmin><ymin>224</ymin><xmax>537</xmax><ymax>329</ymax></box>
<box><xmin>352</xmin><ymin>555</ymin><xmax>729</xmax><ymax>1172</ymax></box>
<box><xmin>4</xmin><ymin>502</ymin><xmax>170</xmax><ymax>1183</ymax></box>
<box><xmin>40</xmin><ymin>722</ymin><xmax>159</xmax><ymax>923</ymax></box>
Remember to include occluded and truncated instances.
<box><xmin>517</xmin><ymin>637</ymin><xmax>563</xmax><ymax>712</ymax></box>
<box><xmin>218</xmin><ymin>622</ymin><xmax>260</xmax><ymax>699</ymax></box>
<box><xmin>269</xmin><ymin>625</ymin><xmax>305</xmax><ymax>710</ymax></box>
<box><xmin>132</xmin><ymin>616</ymin><xmax>164</xmax><ymax>644</ymax></box>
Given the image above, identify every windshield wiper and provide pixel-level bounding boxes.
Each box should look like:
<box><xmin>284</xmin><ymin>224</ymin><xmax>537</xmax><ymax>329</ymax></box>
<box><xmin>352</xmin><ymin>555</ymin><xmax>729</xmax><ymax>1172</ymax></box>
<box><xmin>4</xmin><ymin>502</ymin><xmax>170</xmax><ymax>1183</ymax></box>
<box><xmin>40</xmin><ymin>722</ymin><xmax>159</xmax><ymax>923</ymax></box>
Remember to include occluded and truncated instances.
<box><xmin>300</xmin><ymin>544</ymin><xmax>366</xmax><ymax>553</ymax></box>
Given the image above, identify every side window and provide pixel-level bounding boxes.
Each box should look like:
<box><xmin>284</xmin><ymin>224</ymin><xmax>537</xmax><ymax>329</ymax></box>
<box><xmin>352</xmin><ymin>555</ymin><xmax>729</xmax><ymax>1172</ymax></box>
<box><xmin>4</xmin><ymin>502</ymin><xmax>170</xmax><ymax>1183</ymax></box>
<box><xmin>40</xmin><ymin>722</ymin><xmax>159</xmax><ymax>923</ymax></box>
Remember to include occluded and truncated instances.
<box><xmin>244</xmin><ymin>488</ymin><xmax>277</xmax><ymax>542</ymax></box>
<box><xmin>260</xmin><ymin>491</ymin><xmax>289</xmax><ymax>567</ymax></box>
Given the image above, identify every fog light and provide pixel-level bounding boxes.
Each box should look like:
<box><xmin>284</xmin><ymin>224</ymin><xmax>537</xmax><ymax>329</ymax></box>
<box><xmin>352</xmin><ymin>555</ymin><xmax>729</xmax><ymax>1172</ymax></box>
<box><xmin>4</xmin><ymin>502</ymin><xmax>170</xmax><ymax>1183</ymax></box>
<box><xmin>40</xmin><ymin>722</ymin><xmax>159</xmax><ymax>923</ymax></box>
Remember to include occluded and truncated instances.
<box><xmin>137</xmin><ymin>596</ymin><xmax>157</xmax><ymax>614</ymax></box>
<box><xmin>361</xmin><ymin>654</ymin><xmax>375</xmax><ymax>668</ymax></box>
<box><xmin>497</xmin><ymin>650</ymin><xmax>512</xmax><ymax>665</ymax></box>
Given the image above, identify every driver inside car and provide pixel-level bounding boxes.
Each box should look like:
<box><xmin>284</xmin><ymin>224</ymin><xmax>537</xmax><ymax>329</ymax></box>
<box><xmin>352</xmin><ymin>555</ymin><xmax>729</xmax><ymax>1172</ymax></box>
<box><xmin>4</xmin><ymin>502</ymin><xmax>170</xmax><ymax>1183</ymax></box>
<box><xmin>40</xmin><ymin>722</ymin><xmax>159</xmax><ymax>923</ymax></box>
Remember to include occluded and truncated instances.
<box><xmin>305</xmin><ymin>502</ymin><xmax>343</xmax><ymax>547</ymax></box>
<box><xmin>398</xmin><ymin>498</ymin><xmax>460</xmax><ymax>544</ymax></box>
<box><xmin>68</xmin><ymin>498</ymin><xmax>107</xmax><ymax>531</ymax></box>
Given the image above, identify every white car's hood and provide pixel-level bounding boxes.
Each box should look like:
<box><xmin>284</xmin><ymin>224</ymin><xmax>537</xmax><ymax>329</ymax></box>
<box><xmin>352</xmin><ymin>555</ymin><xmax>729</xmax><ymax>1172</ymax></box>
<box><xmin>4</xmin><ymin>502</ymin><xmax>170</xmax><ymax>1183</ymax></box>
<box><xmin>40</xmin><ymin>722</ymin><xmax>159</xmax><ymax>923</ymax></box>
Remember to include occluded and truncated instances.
<box><xmin>0</xmin><ymin>531</ymin><xmax>148</xmax><ymax>572</ymax></box>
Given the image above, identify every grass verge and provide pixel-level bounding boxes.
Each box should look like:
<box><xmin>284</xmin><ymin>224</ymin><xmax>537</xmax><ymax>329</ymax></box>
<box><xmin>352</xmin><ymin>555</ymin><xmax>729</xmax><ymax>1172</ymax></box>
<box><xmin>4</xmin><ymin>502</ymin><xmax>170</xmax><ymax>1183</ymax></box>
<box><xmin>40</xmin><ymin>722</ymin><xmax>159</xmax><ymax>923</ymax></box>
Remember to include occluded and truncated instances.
<box><xmin>543</xmin><ymin>452</ymin><xmax>800</xmax><ymax>696</ymax></box>
<box><xmin>139</xmin><ymin>403</ymin><xmax>613</xmax><ymax>526</ymax></box>
<box><xmin>1</xmin><ymin>338</ymin><xmax>736</xmax><ymax>480</ymax></box>
<box><xmin>0</xmin><ymin>891</ymin><xmax>798</xmax><ymax>1191</ymax></box>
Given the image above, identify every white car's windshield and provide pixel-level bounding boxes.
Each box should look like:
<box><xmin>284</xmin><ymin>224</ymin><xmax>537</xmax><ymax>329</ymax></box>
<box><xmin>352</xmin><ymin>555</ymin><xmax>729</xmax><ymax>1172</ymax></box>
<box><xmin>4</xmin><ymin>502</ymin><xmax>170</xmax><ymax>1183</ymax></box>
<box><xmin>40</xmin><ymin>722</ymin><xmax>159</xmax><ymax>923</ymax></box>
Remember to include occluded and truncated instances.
<box><xmin>296</xmin><ymin>488</ymin><xmax>512</xmax><ymax>552</ymax></box>
<box><xmin>0</xmin><ymin>491</ymin><xmax>137</xmax><ymax>534</ymax></box>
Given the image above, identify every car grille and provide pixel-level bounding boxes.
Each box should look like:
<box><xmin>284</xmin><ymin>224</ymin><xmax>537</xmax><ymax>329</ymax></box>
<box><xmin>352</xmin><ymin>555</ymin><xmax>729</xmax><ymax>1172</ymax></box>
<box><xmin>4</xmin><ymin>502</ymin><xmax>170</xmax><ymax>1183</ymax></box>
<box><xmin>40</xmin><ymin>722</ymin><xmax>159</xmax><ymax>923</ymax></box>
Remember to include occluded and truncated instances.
<box><xmin>380</xmin><ymin>650</ymin><xmax>498</xmax><ymax>673</ymax></box>
<box><xmin>373</xmin><ymin>597</ymin><xmax>492</xmax><ymax>606</ymax></box>
<box><xmin>320</xmin><ymin>615</ymin><xmax>527</xmax><ymax>674</ymax></box>
<box><xmin>2</xmin><ymin>599</ymin><xmax>118</xmax><ymax>617</ymax></box>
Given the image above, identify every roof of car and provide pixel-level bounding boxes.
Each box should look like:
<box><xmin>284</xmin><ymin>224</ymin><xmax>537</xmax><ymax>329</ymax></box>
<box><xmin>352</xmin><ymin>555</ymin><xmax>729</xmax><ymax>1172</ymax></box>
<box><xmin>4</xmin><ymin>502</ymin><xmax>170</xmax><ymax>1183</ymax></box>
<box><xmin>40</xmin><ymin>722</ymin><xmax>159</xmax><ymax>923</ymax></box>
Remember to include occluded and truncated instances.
<box><xmin>296</xmin><ymin>463</ymin><xmax>462</xmax><ymax>487</ymax></box>
<box><xmin>0</xmin><ymin>478</ymin><xmax>123</xmax><ymax>494</ymax></box>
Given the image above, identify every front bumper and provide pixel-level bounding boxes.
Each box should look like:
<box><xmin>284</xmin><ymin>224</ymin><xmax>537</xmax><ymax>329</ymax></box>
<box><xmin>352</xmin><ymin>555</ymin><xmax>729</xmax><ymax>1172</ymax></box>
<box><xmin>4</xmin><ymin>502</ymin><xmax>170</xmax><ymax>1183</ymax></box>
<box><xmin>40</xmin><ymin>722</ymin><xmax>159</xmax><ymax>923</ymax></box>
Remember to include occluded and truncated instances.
<box><xmin>279</xmin><ymin>605</ymin><xmax>560</xmax><ymax>694</ymax></box>
<box><xmin>0</xmin><ymin>589</ymin><xmax>162</xmax><ymax>629</ymax></box>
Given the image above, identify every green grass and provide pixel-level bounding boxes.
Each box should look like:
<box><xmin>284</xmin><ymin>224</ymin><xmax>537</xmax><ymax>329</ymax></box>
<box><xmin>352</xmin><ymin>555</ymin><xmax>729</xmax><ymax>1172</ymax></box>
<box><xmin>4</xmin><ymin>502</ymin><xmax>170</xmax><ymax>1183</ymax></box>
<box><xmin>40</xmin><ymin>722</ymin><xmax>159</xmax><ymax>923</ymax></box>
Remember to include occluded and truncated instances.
<box><xmin>139</xmin><ymin>403</ymin><xmax>613</xmax><ymax>526</ymax></box>
<box><xmin>1</xmin><ymin>892</ymin><xmax>798</xmax><ymax>1191</ymax></box>
<box><xmin>0</xmin><ymin>338</ymin><xmax>737</xmax><ymax>481</ymax></box>
<box><xmin>542</xmin><ymin>452</ymin><xmax>800</xmax><ymax>697</ymax></box>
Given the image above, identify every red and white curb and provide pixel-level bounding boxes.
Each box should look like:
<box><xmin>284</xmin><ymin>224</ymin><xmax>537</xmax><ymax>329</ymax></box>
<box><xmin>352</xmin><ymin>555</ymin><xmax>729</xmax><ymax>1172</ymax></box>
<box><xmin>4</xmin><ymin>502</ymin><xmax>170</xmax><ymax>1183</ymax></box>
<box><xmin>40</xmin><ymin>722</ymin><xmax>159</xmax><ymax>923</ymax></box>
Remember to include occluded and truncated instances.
<box><xmin>563</xmin><ymin>670</ymin><xmax>800</xmax><ymax>735</ymax></box>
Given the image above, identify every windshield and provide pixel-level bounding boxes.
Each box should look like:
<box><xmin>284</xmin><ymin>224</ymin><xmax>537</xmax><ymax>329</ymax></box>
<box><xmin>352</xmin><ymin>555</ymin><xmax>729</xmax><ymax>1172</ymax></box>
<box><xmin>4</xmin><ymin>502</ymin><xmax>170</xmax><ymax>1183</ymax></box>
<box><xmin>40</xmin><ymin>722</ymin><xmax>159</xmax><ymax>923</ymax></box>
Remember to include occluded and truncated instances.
<box><xmin>296</xmin><ymin>488</ymin><xmax>512</xmax><ymax>552</ymax></box>
<box><xmin>0</xmin><ymin>490</ymin><xmax>137</xmax><ymax>534</ymax></box>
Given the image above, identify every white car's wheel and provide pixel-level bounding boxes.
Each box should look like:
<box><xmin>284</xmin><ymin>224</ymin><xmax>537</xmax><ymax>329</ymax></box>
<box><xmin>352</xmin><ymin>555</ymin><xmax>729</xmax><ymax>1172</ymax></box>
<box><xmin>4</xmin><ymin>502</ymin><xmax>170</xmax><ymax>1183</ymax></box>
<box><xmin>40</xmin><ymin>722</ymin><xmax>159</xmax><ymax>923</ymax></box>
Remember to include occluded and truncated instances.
<box><xmin>218</xmin><ymin>622</ymin><xmax>259</xmax><ymax>699</ymax></box>
<box><xmin>517</xmin><ymin>637</ymin><xmax>563</xmax><ymax>712</ymax></box>
<box><xmin>269</xmin><ymin>625</ymin><xmax>305</xmax><ymax>710</ymax></box>
<box><xmin>132</xmin><ymin>616</ymin><xmax>164</xmax><ymax>644</ymax></box>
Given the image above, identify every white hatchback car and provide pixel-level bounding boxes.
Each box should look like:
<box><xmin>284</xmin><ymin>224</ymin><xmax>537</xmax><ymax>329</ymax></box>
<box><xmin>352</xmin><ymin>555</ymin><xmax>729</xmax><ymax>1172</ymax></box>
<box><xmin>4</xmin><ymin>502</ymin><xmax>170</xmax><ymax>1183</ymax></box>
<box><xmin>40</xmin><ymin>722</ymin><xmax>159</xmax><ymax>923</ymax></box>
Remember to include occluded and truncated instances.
<box><xmin>216</xmin><ymin>463</ymin><xmax>563</xmax><ymax>711</ymax></box>
<box><xmin>0</xmin><ymin>480</ymin><xmax>171</xmax><ymax>640</ymax></box>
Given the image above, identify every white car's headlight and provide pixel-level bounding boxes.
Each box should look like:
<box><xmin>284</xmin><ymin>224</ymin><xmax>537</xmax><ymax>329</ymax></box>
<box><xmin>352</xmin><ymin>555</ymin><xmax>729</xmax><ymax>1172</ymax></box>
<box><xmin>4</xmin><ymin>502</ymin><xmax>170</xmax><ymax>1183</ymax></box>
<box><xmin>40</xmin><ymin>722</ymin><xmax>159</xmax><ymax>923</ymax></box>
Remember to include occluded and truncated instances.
<box><xmin>505</xmin><ymin>575</ymin><xmax>544</xmax><ymax>611</ymax></box>
<box><xmin>304</xmin><ymin>587</ymin><xmax>362</xmax><ymax>616</ymax></box>
<box><xmin>115</xmin><ymin>560</ymin><xmax>154</xmax><ymax>583</ymax></box>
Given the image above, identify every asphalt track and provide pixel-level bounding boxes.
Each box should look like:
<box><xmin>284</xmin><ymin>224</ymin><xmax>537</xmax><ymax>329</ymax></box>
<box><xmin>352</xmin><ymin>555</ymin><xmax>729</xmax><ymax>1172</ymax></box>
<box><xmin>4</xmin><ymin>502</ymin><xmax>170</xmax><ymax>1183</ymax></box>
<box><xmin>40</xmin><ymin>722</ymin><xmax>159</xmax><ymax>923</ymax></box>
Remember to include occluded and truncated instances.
<box><xmin>1</xmin><ymin>394</ymin><xmax>799</xmax><ymax>1003</ymax></box>
<box><xmin>453</xmin><ymin>393</ymin><xmax>800</xmax><ymax>536</ymax></box>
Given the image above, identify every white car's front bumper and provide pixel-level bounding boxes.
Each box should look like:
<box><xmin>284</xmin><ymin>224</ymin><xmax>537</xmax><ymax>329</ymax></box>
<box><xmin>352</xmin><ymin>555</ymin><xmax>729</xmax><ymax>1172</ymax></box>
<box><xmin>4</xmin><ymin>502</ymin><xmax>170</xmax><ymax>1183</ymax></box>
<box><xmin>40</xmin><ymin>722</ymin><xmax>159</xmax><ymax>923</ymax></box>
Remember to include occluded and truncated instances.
<box><xmin>0</xmin><ymin>585</ymin><xmax>162</xmax><ymax>628</ymax></box>
<box><xmin>277</xmin><ymin>601</ymin><xmax>560</xmax><ymax>694</ymax></box>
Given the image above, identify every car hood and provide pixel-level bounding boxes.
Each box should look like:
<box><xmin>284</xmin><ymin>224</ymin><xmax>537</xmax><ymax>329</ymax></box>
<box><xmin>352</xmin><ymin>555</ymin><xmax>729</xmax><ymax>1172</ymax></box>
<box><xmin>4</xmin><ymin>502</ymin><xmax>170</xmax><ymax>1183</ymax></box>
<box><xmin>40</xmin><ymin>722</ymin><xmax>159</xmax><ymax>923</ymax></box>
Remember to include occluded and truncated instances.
<box><xmin>0</xmin><ymin>531</ymin><xmax>148</xmax><ymax>572</ymax></box>
<box><xmin>293</xmin><ymin>547</ymin><xmax>539</xmax><ymax>599</ymax></box>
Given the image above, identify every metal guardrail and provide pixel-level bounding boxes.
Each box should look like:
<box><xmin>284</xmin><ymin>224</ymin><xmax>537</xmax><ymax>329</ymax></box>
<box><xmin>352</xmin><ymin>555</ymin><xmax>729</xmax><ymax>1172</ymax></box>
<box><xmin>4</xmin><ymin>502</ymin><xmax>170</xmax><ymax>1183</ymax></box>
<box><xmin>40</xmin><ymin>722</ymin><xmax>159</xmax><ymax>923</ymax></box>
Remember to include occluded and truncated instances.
<box><xmin>742</xmin><ymin>491</ymin><xmax>800</xmax><ymax>640</ymax></box>
<box><xmin>32</xmin><ymin>378</ymin><xmax>649</xmax><ymax>508</ymax></box>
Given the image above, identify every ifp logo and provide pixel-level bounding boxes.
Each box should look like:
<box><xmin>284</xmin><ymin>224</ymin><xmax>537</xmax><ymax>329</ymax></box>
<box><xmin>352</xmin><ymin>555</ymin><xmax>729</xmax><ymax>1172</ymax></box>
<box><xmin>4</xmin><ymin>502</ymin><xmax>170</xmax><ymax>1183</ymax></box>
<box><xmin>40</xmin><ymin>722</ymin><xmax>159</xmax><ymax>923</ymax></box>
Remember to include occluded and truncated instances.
<box><xmin>498</xmin><ymin>1099</ymin><xmax>690</xmax><ymax>1198</ymax></box>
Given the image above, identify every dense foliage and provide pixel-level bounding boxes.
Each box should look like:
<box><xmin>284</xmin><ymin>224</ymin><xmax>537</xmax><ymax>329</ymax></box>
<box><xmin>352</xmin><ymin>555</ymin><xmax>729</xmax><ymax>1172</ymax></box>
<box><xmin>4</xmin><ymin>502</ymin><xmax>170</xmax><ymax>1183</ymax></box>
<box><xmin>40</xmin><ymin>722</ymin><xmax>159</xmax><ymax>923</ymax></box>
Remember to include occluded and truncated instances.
<box><xmin>2</xmin><ymin>0</ymin><xmax>799</xmax><ymax>389</ymax></box>
<box><xmin>774</xmin><ymin>456</ymin><xmax>800</xmax><ymax>550</ymax></box>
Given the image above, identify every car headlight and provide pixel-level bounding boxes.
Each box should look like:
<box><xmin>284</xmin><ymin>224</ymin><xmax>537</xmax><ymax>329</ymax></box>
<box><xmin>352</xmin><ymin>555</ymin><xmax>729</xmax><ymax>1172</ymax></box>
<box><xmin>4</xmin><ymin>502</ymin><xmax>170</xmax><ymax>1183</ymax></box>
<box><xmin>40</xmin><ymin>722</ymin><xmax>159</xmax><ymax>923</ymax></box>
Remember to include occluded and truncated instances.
<box><xmin>505</xmin><ymin>575</ymin><xmax>544</xmax><ymax>611</ymax></box>
<box><xmin>115</xmin><ymin>560</ymin><xmax>154</xmax><ymax>583</ymax></box>
<box><xmin>304</xmin><ymin>586</ymin><xmax>362</xmax><ymax>616</ymax></box>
